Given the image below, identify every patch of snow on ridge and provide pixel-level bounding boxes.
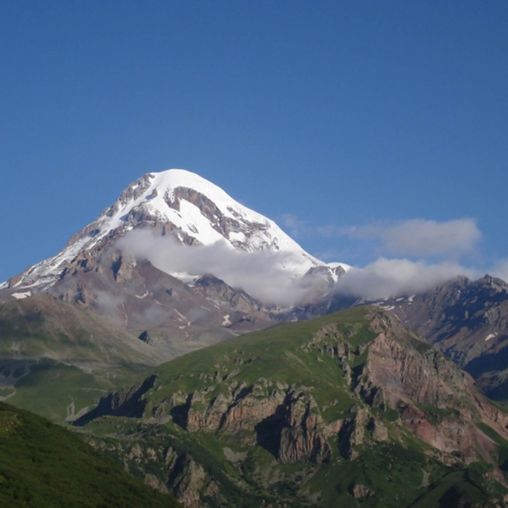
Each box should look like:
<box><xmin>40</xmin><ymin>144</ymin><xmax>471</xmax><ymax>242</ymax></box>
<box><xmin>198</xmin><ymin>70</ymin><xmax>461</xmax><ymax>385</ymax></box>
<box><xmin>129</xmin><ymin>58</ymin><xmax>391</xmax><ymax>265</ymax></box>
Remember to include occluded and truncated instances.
<box><xmin>10</xmin><ymin>236</ymin><xmax>90</xmax><ymax>289</ymax></box>
<box><xmin>12</xmin><ymin>291</ymin><xmax>31</xmax><ymax>300</ymax></box>
<box><xmin>373</xmin><ymin>303</ymin><xmax>395</xmax><ymax>311</ymax></box>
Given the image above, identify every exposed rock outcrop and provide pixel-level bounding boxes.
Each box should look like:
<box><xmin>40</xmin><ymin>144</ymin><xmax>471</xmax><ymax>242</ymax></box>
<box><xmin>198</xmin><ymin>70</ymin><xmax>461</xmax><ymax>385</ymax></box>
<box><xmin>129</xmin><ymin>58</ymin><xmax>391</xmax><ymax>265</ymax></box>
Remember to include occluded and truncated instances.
<box><xmin>156</xmin><ymin>382</ymin><xmax>331</xmax><ymax>464</ymax></box>
<box><xmin>73</xmin><ymin>374</ymin><xmax>157</xmax><ymax>426</ymax></box>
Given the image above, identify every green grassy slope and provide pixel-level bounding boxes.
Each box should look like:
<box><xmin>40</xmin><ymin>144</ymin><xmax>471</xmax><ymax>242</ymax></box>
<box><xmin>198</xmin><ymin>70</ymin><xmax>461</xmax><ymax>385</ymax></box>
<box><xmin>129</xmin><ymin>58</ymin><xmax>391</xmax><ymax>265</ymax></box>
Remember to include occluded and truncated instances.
<box><xmin>0</xmin><ymin>402</ymin><xmax>179</xmax><ymax>507</ymax></box>
<box><xmin>0</xmin><ymin>294</ymin><xmax>159</xmax><ymax>422</ymax></box>
<box><xmin>148</xmin><ymin>307</ymin><xmax>375</xmax><ymax>421</ymax></box>
<box><xmin>0</xmin><ymin>294</ymin><xmax>159</xmax><ymax>365</ymax></box>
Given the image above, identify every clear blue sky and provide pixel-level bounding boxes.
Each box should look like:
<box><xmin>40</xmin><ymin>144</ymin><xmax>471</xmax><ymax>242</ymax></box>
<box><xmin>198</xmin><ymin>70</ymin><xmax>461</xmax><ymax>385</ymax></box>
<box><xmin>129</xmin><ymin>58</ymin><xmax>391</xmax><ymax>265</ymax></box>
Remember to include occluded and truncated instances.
<box><xmin>1</xmin><ymin>1</ymin><xmax>507</xmax><ymax>281</ymax></box>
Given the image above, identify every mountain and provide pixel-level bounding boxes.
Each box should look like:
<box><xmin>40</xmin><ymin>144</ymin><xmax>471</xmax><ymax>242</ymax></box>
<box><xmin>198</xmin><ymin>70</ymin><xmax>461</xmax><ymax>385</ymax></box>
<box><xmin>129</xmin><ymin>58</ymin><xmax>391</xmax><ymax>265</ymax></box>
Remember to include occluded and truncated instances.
<box><xmin>0</xmin><ymin>401</ymin><xmax>179</xmax><ymax>507</ymax></box>
<box><xmin>0</xmin><ymin>293</ymin><xmax>162</xmax><ymax>422</ymax></box>
<box><xmin>387</xmin><ymin>275</ymin><xmax>508</xmax><ymax>403</ymax></box>
<box><xmin>1</xmin><ymin>169</ymin><xmax>349</xmax><ymax>356</ymax></box>
<box><xmin>5</xmin><ymin>169</ymin><xmax>347</xmax><ymax>292</ymax></box>
<box><xmin>4</xmin><ymin>168</ymin><xmax>508</xmax><ymax>505</ymax></box>
<box><xmin>280</xmin><ymin>272</ymin><xmax>508</xmax><ymax>407</ymax></box>
<box><xmin>73</xmin><ymin>307</ymin><xmax>508</xmax><ymax>507</ymax></box>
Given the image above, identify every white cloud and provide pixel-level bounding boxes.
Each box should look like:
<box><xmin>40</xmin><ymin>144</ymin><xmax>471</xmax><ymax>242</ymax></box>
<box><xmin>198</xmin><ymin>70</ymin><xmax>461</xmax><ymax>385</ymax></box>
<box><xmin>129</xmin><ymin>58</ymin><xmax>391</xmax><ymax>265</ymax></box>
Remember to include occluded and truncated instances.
<box><xmin>117</xmin><ymin>230</ymin><xmax>327</xmax><ymax>307</ymax></box>
<box><xmin>345</xmin><ymin>218</ymin><xmax>481</xmax><ymax>257</ymax></box>
<box><xmin>335</xmin><ymin>257</ymin><xmax>476</xmax><ymax>300</ymax></box>
<box><xmin>114</xmin><ymin>219</ymin><xmax>502</xmax><ymax>308</ymax></box>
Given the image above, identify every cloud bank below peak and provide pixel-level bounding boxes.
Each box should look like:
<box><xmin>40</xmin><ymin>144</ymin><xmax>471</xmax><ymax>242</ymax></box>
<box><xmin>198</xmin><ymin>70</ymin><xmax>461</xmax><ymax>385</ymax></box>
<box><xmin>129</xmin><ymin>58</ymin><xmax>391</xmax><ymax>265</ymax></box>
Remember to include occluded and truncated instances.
<box><xmin>282</xmin><ymin>214</ymin><xmax>496</xmax><ymax>300</ymax></box>
<box><xmin>318</xmin><ymin>217</ymin><xmax>486</xmax><ymax>299</ymax></box>
<box><xmin>334</xmin><ymin>258</ymin><xmax>476</xmax><ymax>301</ymax></box>
<box><xmin>116</xmin><ymin>230</ymin><xmax>329</xmax><ymax>307</ymax></box>
<box><xmin>116</xmin><ymin>214</ymin><xmax>501</xmax><ymax>305</ymax></box>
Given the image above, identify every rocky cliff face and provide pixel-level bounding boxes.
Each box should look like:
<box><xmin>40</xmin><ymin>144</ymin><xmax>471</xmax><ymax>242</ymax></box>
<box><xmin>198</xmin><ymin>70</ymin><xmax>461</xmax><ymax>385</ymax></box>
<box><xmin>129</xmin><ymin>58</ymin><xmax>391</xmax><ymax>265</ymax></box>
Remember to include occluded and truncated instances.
<box><xmin>46</xmin><ymin>252</ymin><xmax>273</xmax><ymax>359</ymax></box>
<box><xmin>153</xmin><ymin>382</ymin><xmax>332</xmax><ymax>465</ymax></box>
<box><xmin>358</xmin><ymin>313</ymin><xmax>508</xmax><ymax>465</ymax></box>
<box><xmin>390</xmin><ymin>275</ymin><xmax>508</xmax><ymax>402</ymax></box>
<box><xmin>76</xmin><ymin>307</ymin><xmax>508</xmax><ymax>507</ymax></box>
<box><xmin>302</xmin><ymin>311</ymin><xmax>508</xmax><ymax>465</ymax></box>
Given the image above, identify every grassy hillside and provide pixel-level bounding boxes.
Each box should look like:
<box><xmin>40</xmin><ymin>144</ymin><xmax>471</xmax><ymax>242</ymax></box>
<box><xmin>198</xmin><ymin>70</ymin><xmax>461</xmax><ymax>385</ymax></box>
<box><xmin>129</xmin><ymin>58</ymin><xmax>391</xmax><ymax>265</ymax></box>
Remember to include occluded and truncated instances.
<box><xmin>146</xmin><ymin>307</ymin><xmax>374</xmax><ymax>420</ymax></box>
<box><xmin>0</xmin><ymin>294</ymin><xmax>159</xmax><ymax>422</ymax></box>
<box><xmin>0</xmin><ymin>293</ymin><xmax>159</xmax><ymax>364</ymax></box>
<box><xmin>0</xmin><ymin>402</ymin><xmax>179</xmax><ymax>507</ymax></box>
<box><xmin>77</xmin><ymin>307</ymin><xmax>508</xmax><ymax>507</ymax></box>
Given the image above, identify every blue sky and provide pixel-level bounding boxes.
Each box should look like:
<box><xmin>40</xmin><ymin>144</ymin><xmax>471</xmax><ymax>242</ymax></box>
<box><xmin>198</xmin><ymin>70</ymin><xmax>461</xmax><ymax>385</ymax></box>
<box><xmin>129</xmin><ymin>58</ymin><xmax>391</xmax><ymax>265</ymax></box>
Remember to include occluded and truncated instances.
<box><xmin>1</xmin><ymin>1</ymin><xmax>507</xmax><ymax>282</ymax></box>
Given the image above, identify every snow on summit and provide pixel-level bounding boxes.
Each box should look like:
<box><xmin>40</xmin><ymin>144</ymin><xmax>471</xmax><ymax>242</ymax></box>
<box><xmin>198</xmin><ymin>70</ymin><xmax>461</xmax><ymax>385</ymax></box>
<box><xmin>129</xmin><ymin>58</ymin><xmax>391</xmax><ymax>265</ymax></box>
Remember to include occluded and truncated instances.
<box><xmin>120</xmin><ymin>169</ymin><xmax>310</xmax><ymax>252</ymax></box>
<box><xmin>5</xmin><ymin>168</ymin><xmax>349</xmax><ymax>291</ymax></box>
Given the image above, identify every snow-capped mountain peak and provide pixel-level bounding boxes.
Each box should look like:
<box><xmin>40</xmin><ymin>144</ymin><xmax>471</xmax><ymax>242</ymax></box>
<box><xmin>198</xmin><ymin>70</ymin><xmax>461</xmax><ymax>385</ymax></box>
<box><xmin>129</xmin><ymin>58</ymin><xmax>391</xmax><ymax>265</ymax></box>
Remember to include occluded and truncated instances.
<box><xmin>100</xmin><ymin>169</ymin><xmax>318</xmax><ymax>255</ymax></box>
<box><xmin>6</xmin><ymin>168</ymin><xmax>349</xmax><ymax>293</ymax></box>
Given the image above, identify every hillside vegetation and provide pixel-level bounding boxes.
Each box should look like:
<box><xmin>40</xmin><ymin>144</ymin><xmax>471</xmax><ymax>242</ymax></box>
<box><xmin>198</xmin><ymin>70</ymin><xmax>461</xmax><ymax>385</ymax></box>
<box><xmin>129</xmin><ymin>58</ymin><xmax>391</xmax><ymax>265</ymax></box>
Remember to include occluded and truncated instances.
<box><xmin>0</xmin><ymin>401</ymin><xmax>179</xmax><ymax>507</ymax></box>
